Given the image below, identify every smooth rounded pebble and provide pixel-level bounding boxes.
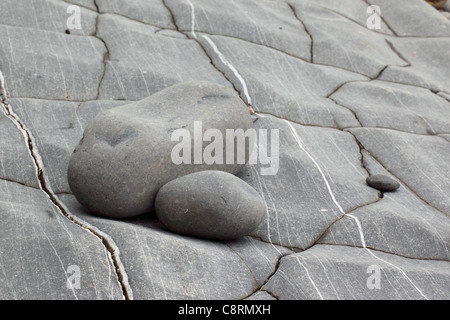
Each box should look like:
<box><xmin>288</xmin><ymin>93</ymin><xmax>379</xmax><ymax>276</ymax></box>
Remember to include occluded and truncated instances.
<box><xmin>67</xmin><ymin>81</ymin><xmax>253</xmax><ymax>218</ymax></box>
<box><xmin>366</xmin><ymin>174</ymin><xmax>400</xmax><ymax>192</ymax></box>
<box><xmin>155</xmin><ymin>170</ymin><xmax>265</xmax><ymax>240</ymax></box>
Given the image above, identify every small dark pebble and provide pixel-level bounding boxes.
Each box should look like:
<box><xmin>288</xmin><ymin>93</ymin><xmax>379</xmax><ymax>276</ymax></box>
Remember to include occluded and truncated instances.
<box><xmin>366</xmin><ymin>174</ymin><xmax>400</xmax><ymax>192</ymax></box>
<box><xmin>65</xmin><ymin>29</ymin><xmax>71</xmax><ymax>34</ymax></box>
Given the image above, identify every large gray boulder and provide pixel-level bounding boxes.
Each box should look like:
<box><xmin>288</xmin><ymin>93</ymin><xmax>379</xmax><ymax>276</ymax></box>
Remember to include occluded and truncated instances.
<box><xmin>155</xmin><ymin>170</ymin><xmax>265</xmax><ymax>240</ymax></box>
<box><xmin>68</xmin><ymin>82</ymin><xmax>253</xmax><ymax>218</ymax></box>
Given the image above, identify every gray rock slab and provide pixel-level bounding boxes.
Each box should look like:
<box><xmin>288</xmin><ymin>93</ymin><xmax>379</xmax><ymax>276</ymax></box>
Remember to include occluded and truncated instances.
<box><xmin>69</xmin><ymin>82</ymin><xmax>253</xmax><ymax>218</ymax></box>
<box><xmin>367</xmin><ymin>0</ymin><xmax>450</xmax><ymax>37</ymax></box>
<box><xmin>244</xmin><ymin>290</ymin><xmax>276</xmax><ymax>300</ymax></box>
<box><xmin>0</xmin><ymin>0</ymin><xmax>97</xmax><ymax>36</ymax></box>
<box><xmin>155</xmin><ymin>171</ymin><xmax>265</xmax><ymax>240</ymax></box>
<box><xmin>0</xmin><ymin>106</ymin><xmax>40</xmax><ymax>189</ymax></box>
<box><xmin>237</xmin><ymin>115</ymin><xmax>379</xmax><ymax>249</ymax></box>
<box><xmin>97</xmin><ymin>14</ymin><xmax>230</xmax><ymax>100</ymax></box>
<box><xmin>59</xmin><ymin>193</ymin><xmax>288</xmax><ymax>299</ymax></box>
<box><xmin>9</xmin><ymin>98</ymin><xmax>128</xmax><ymax>194</ymax></box>
<box><xmin>330</xmin><ymin>80</ymin><xmax>450</xmax><ymax>134</ymax></box>
<box><xmin>264</xmin><ymin>244</ymin><xmax>450</xmax><ymax>299</ymax></box>
<box><xmin>439</xmin><ymin>134</ymin><xmax>450</xmax><ymax>143</ymax></box>
<box><xmin>166</xmin><ymin>0</ymin><xmax>311</xmax><ymax>61</ymax></box>
<box><xmin>197</xmin><ymin>34</ymin><xmax>365</xmax><ymax>128</ymax></box>
<box><xmin>438</xmin><ymin>91</ymin><xmax>450</xmax><ymax>103</ymax></box>
<box><xmin>293</xmin><ymin>0</ymin><xmax>394</xmax><ymax>35</ymax></box>
<box><xmin>63</xmin><ymin>0</ymin><xmax>97</xmax><ymax>11</ymax></box>
<box><xmin>0</xmin><ymin>180</ymin><xmax>123</xmax><ymax>299</ymax></box>
<box><xmin>379</xmin><ymin>38</ymin><xmax>450</xmax><ymax>93</ymax></box>
<box><xmin>288</xmin><ymin>1</ymin><xmax>407</xmax><ymax>78</ymax></box>
<box><xmin>350</xmin><ymin>127</ymin><xmax>450</xmax><ymax>216</ymax></box>
<box><xmin>319</xmin><ymin>150</ymin><xmax>450</xmax><ymax>261</ymax></box>
<box><xmin>0</xmin><ymin>25</ymin><xmax>106</xmax><ymax>100</ymax></box>
<box><xmin>96</xmin><ymin>0</ymin><xmax>175</xmax><ymax>29</ymax></box>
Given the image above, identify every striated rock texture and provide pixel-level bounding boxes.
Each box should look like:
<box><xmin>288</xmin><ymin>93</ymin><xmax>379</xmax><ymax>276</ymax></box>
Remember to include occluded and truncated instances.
<box><xmin>0</xmin><ymin>0</ymin><xmax>449</xmax><ymax>300</ymax></box>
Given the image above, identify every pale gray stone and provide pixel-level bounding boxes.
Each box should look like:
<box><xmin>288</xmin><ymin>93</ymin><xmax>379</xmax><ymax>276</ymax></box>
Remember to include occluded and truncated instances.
<box><xmin>379</xmin><ymin>38</ymin><xmax>450</xmax><ymax>93</ymax></box>
<box><xmin>244</xmin><ymin>291</ymin><xmax>276</xmax><ymax>300</ymax></box>
<box><xmin>367</xmin><ymin>0</ymin><xmax>450</xmax><ymax>37</ymax></box>
<box><xmin>0</xmin><ymin>0</ymin><xmax>98</xmax><ymax>36</ymax></box>
<box><xmin>0</xmin><ymin>180</ymin><xmax>123</xmax><ymax>300</ymax></box>
<box><xmin>97</xmin><ymin>14</ymin><xmax>230</xmax><ymax>100</ymax></box>
<box><xmin>288</xmin><ymin>1</ymin><xmax>407</xmax><ymax>78</ymax></box>
<box><xmin>294</xmin><ymin>0</ymin><xmax>394</xmax><ymax>35</ymax></box>
<box><xmin>60</xmin><ymin>193</ymin><xmax>287</xmax><ymax>300</ymax></box>
<box><xmin>264</xmin><ymin>244</ymin><xmax>450</xmax><ymax>299</ymax></box>
<box><xmin>0</xmin><ymin>107</ymin><xmax>40</xmax><ymax>189</ymax></box>
<box><xmin>9</xmin><ymin>98</ymin><xmax>128</xmax><ymax>194</ymax></box>
<box><xmin>68</xmin><ymin>82</ymin><xmax>253</xmax><ymax>218</ymax></box>
<box><xmin>330</xmin><ymin>80</ymin><xmax>450</xmax><ymax>134</ymax></box>
<box><xmin>1</xmin><ymin>0</ymin><xmax>449</xmax><ymax>301</ymax></box>
<box><xmin>438</xmin><ymin>91</ymin><xmax>450</xmax><ymax>103</ymax></box>
<box><xmin>96</xmin><ymin>0</ymin><xmax>175</xmax><ymax>29</ymax></box>
<box><xmin>197</xmin><ymin>34</ymin><xmax>365</xmax><ymax>128</ymax></box>
<box><xmin>156</xmin><ymin>171</ymin><xmax>265</xmax><ymax>240</ymax></box>
<box><xmin>238</xmin><ymin>115</ymin><xmax>379</xmax><ymax>249</ymax></box>
<box><xmin>0</xmin><ymin>25</ymin><xmax>106</xmax><ymax>100</ymax></box>
<box><xmin>64</xmin><ymin>0</ymin><xmax>97</xmax><ymax>11</ymax></box>
<box><xmin>166</xmin><ymin>0</ymin><xmax>312</xmax><ymax>60</ymax></box>
<box><xmin>439</xmin><ymin>134</ymin><xmax>450</xmax><ymax>142</ymax></box>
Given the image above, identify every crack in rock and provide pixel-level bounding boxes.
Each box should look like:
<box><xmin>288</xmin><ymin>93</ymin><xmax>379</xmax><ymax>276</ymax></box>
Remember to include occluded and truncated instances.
<box><xmin>287</xmin><ymin>3</ymin><xmax>313</xmax><ymax>63</ymax></box>
<box><xmin>0</xmin><ymin>68</ymin><xmax>132</xmax><ymax>300</ymax></box>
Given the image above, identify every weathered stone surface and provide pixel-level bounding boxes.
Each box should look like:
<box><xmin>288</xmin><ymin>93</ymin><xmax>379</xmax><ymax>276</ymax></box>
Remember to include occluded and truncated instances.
<box><xmin>439</xmin><ymin>134</ymin><xmax>450</xmax><ymax>143</ymax></box>
<box><xmin>330</xmin><ymin>80</ymin><xmax>450</xmax><ymax>134</ymax></box>
<box><xmin>366</xmin><ymin>174</ymin><xmax>400</xmax><ymax>192</ymax></box>
<box><xmin>237</xmin><ymin>115</ymin><xmax>379</xmax><ymax>249</ymax></box>
<box><xmin>0</xmin><ymin>0</ymin><xmax>98</xmax><ymax>36</ymax></box>
<box><xmin>319</xmin><ymin>150</ymin><xmax>450</xmax><ymax>261</ymax></box>
<box><xmin>64</xmin><ymin>0</ymin><xmax>97</xmax><ymax>11</ymax></box>
<box><xmin>1</xmin><ymin>0</ymin><xmax>449</xmax><ymax>300</ymax></box>
<box><xmin>0</xmin><ymin>107</ymin><xmax>40</xmax><ymax>188</ymax></box>
<box><xmin>0</xmin><ymin>25</ymin><xmax>106</xmax><ymax>101</ymax></box>
<box><xmin>97</xmin><ymin>14</ymin><xmax>230</xmax><ymax>100</ymax></box>
<box><xmin>156</xmin><ymin>171</ymin><xmax>265</xmax><ymax>240</ymax></box>
<box><xmin>296</xmin><ymin>0</ymin><xmax>394</xmax><ymax>35</ymax></box>
<box><xmin>166</xmin><ymin>0</ymin><xmax>311</xmax><ymax>61</ymax></box>
<box><xmin>96</xmin><ymin>0</ymin><xmax>175</xmax><ymax>29</ymax></box>
<box><xmin>9</xmin><ymin>98</ymin><xmax>127</xmax><ymax>194</ymax></box>
<box><xmin>379</xmin><ymin>38</ymin><xmax>450</xmax><ymax>93</ymax></box>
<box><xmin>367</xmin><ymin>0</ymin><xmax>450</xmax><ymax>37</ymax></box>
<box><xmin>244</xmin><ymin>291</ymin><xmax>276</xmax><ymax>300</ymax></box>
<box><xmin>288</xmin><ymin>1</ymin><xmax>407</xmax><ymax>78</ymax></box>
<box><xmin>60</xmin><ymin>193</ymin><xmax>289</xmax><ymax>299</ymax></box>
<box><xmin>197</xmin><ymin>34</ymin><xmax>366</xmax><ymax>128</ymax></box>
<box><xmin>350</xmin><ymin>128</ymin><xmax>450</xmax><ymax>216</ymax></box>
<box><xmin>263</xmin><ymin>244</ymin><xmax>450</xmax><ymax>299</ymax></box>
<box><xmin>68</xmin><ymin>82</ymin><xmax>253</xmax><ymax>218</ymax></box>
<box><xmin>0</xmin><ymin>179</ymin><xmax>123</xmax><ymax>299</ymax></box>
